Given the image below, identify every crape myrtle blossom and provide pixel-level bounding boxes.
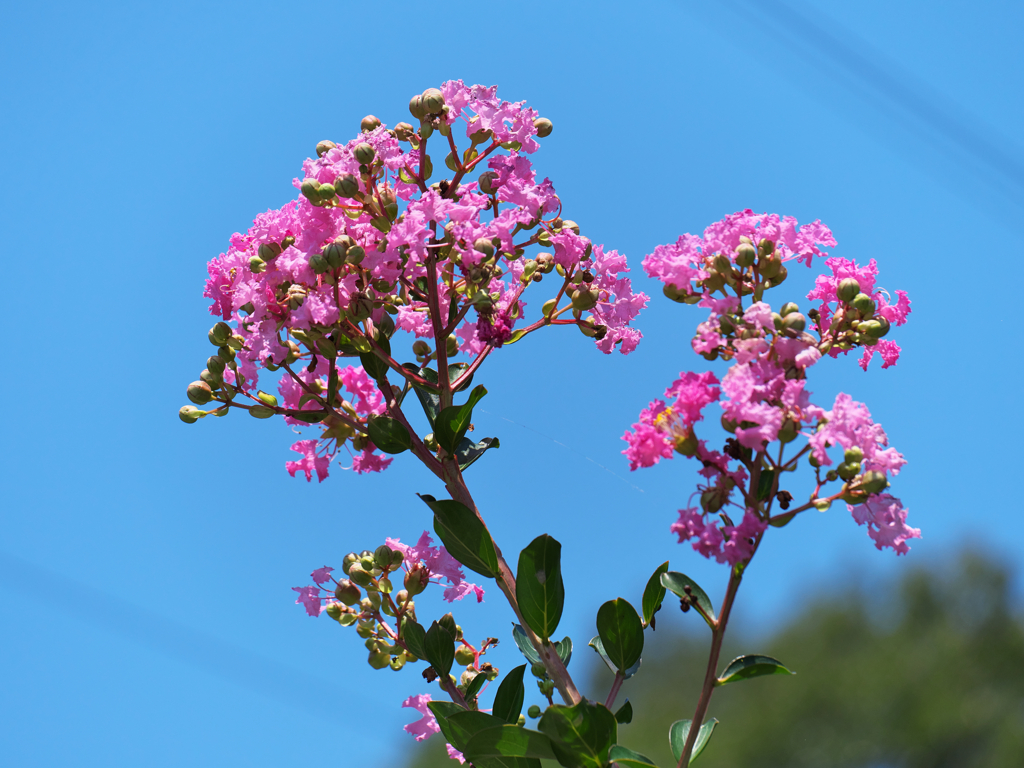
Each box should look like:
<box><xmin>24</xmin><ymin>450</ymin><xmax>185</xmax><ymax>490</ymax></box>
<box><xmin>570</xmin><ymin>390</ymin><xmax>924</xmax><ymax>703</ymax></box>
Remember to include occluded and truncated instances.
<box><xmin>627</xmin><ymin>211</ymin><xmax>916</xmax><ymax>559</ymax></box>
<box><xmin>291</xmin><ymin>531</ymin><xmax>483</xmax><ymax>617</ymax></box>
<box><xmin>402</xmin><ymin>695</ymin><xmax>467</xmax><ymax>762</ymax></box>
<box><xmin>181</xmin><ymin>82</ymin><xmax>646</xmax><ymax>484</ymax></box>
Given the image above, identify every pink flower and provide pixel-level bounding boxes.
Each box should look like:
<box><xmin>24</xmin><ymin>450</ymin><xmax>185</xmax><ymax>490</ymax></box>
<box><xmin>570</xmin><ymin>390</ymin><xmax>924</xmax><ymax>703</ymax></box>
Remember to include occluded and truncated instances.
<box><xmin>291</xmin><ymin>585</ymin><xmax>324</xmax><ymax>617</ymax></box>
<box><xmin>402</xmin><ymin>694</ymin><xmax>440</xmax><ymax>741</ymax></box>
<box><xmin>807</xmin><ymin>393</ymin><xmax>906</xmax><ymax>477</ymax></box>
<box><xmin>848</xmin><ymin>493</ymin><xmax>920</xmax><ymax>554</ymax></box>
<box><xmin>310</xmin><ymin>566</ymin><xmax>333</xmax><ymax>585</ymax></box>
<box><xmin>285</xmin><ymin>440</ymin><xmax>332</xmax><ymax>483</ymax></box>
<box><xmin>387</xmin><ymin>532</ymin><xmax>485</xmax><ymax>603</ymax></box>
<box><xmin>721</xmin><ymin>510</ymin><xmax>768</xmax><ymax>565</ymax></box>
<box><xmin>446</xmin><ymin>744</ymin><xmax>467</xmax><ymax>763</ymax></box>
<box><xmin>671</xmin><ymin>508</ymin><xmax>766</xmax><ymax>566</ymax></box>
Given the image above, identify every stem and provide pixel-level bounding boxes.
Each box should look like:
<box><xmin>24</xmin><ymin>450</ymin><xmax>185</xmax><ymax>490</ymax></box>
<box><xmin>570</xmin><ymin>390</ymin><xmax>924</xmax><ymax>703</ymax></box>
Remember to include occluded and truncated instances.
<box><xmin>676</xmin><ymin>567</ymin><xmax>744</xmax><ymax>768</ymax></box>
<box><xmin>443</xmin><ymin>466</ymin><xmax>582</xmax><ymax>705</ymax></box>
<box><xmin>604</xmin><ymin>671</ymin><xmax>624</xmax><ymax>710</ymax></box>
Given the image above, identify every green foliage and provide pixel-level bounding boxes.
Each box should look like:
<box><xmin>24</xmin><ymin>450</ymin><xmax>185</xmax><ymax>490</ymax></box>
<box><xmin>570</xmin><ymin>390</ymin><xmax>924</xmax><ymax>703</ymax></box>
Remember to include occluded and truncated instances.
<box><xmin>661</xmin><ymin>572</ymin><xmax>716</xmax><ymax>629</ymax></box>
<box><xmin>715</xmin><ymin>654</ymin><xmax>793</xmax><ymax>686</ymax></box>
<box><xmin>538</xmin><ymin>700</ymin><xmax>617</xmax><ymax>768</ymax></box>
<box><xmin>366</xmin><ymin>415</ymin><xmax>412</xmax><ymax>454</ymax></box>
<box><xmin>596</xmin><ymin>598</ymin><xmax>645</xmax><ymax>674</ymax></box>
<box><xmin>516</xmin><ymin>535</ymin><xmax>565</xmax><ymax>640</ymax></box>
<box><xmin>434</xmin><ymin>384</ymin><xmax>487</xmax><ymax>454</ymax></box>
<box><xmin>419</xmin><ymin>494</ymin><xmax>499</xmax><ymax>579</ymax></box>
<box><xmin>642</xmin><ymin>562</ymin><xmax>670</xmax><ymax>628</ymax></box>
<box><xmin>492</xmin><ymin>665</ymin><xmax>527</xmax><ymax>724</ymax></box>
<box><xmin>512</xmin><ymin>624</ymin><xmax>572</xmax><ymax>667</ymax></box>
<box><xmin>669</xmin><ymin>718</ymin><xmax>717</xmax><ymax>764</ymax></box>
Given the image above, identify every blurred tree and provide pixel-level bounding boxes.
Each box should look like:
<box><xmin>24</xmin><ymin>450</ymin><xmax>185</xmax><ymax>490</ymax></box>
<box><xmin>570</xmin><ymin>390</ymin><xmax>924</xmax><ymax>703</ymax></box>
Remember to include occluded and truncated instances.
<box><xmin>405</xmin><ymin>551</ymin><xmax>1024</xmax><ymax>768</ymax></box>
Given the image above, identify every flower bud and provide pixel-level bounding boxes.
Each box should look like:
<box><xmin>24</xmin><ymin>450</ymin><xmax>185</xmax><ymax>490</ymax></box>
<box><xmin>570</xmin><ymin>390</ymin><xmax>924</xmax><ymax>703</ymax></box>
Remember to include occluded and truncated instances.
<box><xmin>199</xmin><ymin>367</ymin><xmax>221</xmax><ymax>388</ymax></box>
<box><xmin>561</xmin><ymin>220</ymin><xmax>581</xmax><ymax>235</ymax></box>
<box><xmin>712</xmin><ymin>254</ymin><xmax>732</xmax><ymax>274</ymax></box>
<box><xmin>389</xmin><ymin>654</ymin><xmax>406</xmax><ymax>671</ymax></box>
<box><xmin>412</xmin><ymin>340</ymin><xmax>431</xmax><ymax>357</ymax></box>
<box><xmin>851</xmin><ymin>293</ymin><xmax>876</xmax><ymax>318</ymax></box>
<box><xmin>373</xmin><ymin>545</ymin><xmax>394</xmax><ymax>571</ymax></box>
<box><xmin>258</xmin><ymin>242</ymin><xmax>282</xmax><ymax>261</ymax></box>
<box><xmin>248</xmin><ymin>405</ymin><xmax>274</xmax><ymax>419</ymax></box>
<box><xmin>843</xmin><ymin>446</ymin><xmax>863</xmax><ymax>464</ymax></box>
<box><xmin>423</xmin><ymin>432</ymin><xmax>439</xmax><ymax>451</ymax></box>
<box><xmin>317</xmin><ymin>183</ymin><xmax>336</xmax><ymax>201</ymax></box>
<box><xmin>419</xmin><ymin>121</ymin><xmax>434</xmax><ymax>139</ymax></box>
<box><xmin>308</xmin><ymin>253</ymin><xmax>329</xmax><ymax>274</ymax></box>
<box><xmin>346</xmin><ymin>245</ymin><xmax>365</xmax><ymax>264</ymax></box>
<box><xmin>527</xmin><ymin>705</ymin><xmax>542</xmax><ymax>718</ymax></box>
<box><xmin>205</xmin><ymin>355</ymin><xmax>226</xmax><ymax>376</ymax></box>
<box><xmin>781</xmin><ymin>313</ymin><xmax>806</xmax><ymax>333</ymax></box>
<box><xmin>779</xmin><ymin>302</ymin><xmax>798</xmax><ymax>317</ymax></box>
<box><xmin>360</xmin><ymin>115</ymin><xmax>381</xmax><ymax>132</ymax></box>
<box><xmin>342</xmin><ymin>553</ymin><xmax>359</xmax><ymax>575</ymax></box>
<box><xmin>533</xmin><ymin>117</ymin><xmax>553</xmax><ymax>138</ymax></box>
<box><xmin>390</xmin><ymin>550</ymin><xmax>404</xmax><ymax>568</ymax></box>
<box><xmin>542</xmin><ymin>298</ymin><xmax>557</xmax><ymax>320</ymax></box>
<box><xmin>300</xmin><ymin>178</ymin><xmax>320</xmax><ymax>201</ymax></box>
<box><xmin>404</xmin><ymin>564</ymin><xmax>428</xmax><ymax>596</ymax></box>
<box><xmin>394</xmin><ymin>122</ymin><xmax>415</xmax><ymax>141</ymax></box>
<box><xmin>721</xmin><ymin>414</ymin><xmax>737</xmax><ymax>433</ymax></box>
<box><xmin>813</xmin><ymin>498</ymin><xmax>832</xmax><ymax>512</ymax></box>
<box><xmin>315</xmin><ymin>140</ymin><xmax>336</xmax><ymax>157</ymax></box>
<box><xmin>179</xmin><ymin>405</ymin><xmax>202</xmax><ymax>423</ymax></box>
<box><xmin>837</xmin><ymin>461</ymin><xmax>861</xmax><ymax>481</ymax></box>
<box><xmin>186</xmin><ymin>380</ymin><xmax>213</xmax><ymax>405</ymax></box>
<box><xmin>760</xmin><ymin>254</ymin><xmax>782</xmax><ymax>279</ymax></box>
<box><xmin>758</xmin><ymin>238</ymin><xmax>775</xmax><ymax>256</ymax></box>
<box><xmin>700</xmin><ymin>489</ymin><xmax>724</xmax><ymax>513</ymax></box>
<box><xmin>208</xmin><ymin>322</ymin><xmax>231</xmax><ymax>346</ymax></box>
<box><xmin>735</xmin><ymin>242</ymin><xmax>756</xmax><ymax>268</ymax></box>
<box><xmin>421</xmin><ymin>88</ymin><xmax>445</xmax><ymax>114</ymax></box>
<box><xmin>778</xmin><ymin>419</ymin><xmax>799</xmax><ymax>444</ymax></box>
<box><xmin>674</xmin><ymin>428</ymin><xmax>698</xmax><ymax>457</ymax></box>
<box><xmin>455</xmin><ymin>646</ymin><xmax>475</xmax><ymax>666</ymax></box>
<box><xmin>473</xmin><ymin>238</ymin><xmax>496</xmax><ymax>258</ymax></box>
<box><xmin>767</xmin><ymin>265</ymin><xmax>788</xmax><ymax>287</ymax></box>
<box><xmin>409</xmin><ymin>94</ymin><xmax>427</xmax><ymax>119</ymax></box>
<box><xmin>859</xmin><ymin>470</ymin><xmax>888</xmax><ymax>495</ymax></box>
<box><xmin>348</xmin><ymin>566</ymin><xmax>374</xmax><ymax>587</ymax></box>
<box><xmin>353</xmin><ymin>142</ymin><xmax>376</xmax><ymax>165</ymax></box>
<box><xmin>446</xmin><ymin>335</ymin><xmax>459</xmax><ymax>357</ymax></box>
<box><xmin>570</xmin><ymin>288</ymin><xmax>600</xmax><ymax>312</ymax></box>
<box><xmin>531</xmin><ymin>663</ymin><xmax>548</xmax><ymax>679</ymax></box>
<box><xmin>837</xmin><ymin>278</ymin><xmax>861</xmax><ymax>303</ymax></box>
<box><xmin>218</xmin><ymin>344</ymin><xmax>235</xmax><ymax>363</ymax></box>
<box><xmin>325</xmin><ymin>603</ymin><xmax>343</xmax><ymax>621</ymax></box>
<box><xmin>367</xmin><ymin>647</ymin><xmax>391</xmax><ymax>670</ymax></box>
<box><xmin>334</xmin><ymin>579</ymin><xmax>361</xmax><ymax>605</ymax></box>
<box><xmin>478</xmin><ymin>171</ymin><xmax>499</xmax><ymax>195</ymax></box>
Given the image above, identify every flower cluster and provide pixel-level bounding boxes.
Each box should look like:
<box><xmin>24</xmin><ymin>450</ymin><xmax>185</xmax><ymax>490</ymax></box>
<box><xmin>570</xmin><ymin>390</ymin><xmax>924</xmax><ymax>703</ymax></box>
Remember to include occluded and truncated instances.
<box><xmin>626</xmin><ymin>211</ymin><xmax>918</xmax><ymax>559</ymax></box>
<box><xmin>180</xmin><ymin>82</ymin><xmax>647</xmax><ymax>480</ymax></box>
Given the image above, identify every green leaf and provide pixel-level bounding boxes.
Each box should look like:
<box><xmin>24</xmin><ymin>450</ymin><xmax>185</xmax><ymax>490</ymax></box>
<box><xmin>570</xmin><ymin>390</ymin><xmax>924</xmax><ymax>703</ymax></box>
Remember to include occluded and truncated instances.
<box><xmin>661</xmin><ymin>572</ymin><xmax>716</xmax><ymax>628</ymax></box>
<box><xmin>757</xmin><ymin>468</ymin><xmax>777</xmax><ymax>502</ymax></box>
<box><xmin>642</xmin><ymin>561</ymin><xmax>670</xmax><ymax>629</ymax></box>
<box><xmin>400</xmin><ymin>618</ymin><xmax>428</xmax><ymax>661</ymax></box>
<box><xmin>425</xmin><ymin>620</ymin><xmax>454</xmax><ymax>676</ymax></box>
<box><xmin>419</xmin><ymin>494</ymin><xmax>499</xmax><ymax>579</ymax></box>
<box><xmin>512</xmin><ymin>625</ymin><xmax>572</xmax><ymax>667</ymax></box>
<box><xmin>716</xmin><ymin>654</ymin><xmax>794</xmax><ymax>686</ymax></box>
<box><xmin>769</xmin><ymin>510</ymin><xmax>797</xmax><ymax>528</ymax></box>
<box><xmin>456</xmin><ymin>436</ymin><xmax>500</xmax><ymax>470</ymax></box>
<box><xmin>503</xmin><ymin>328</ymin><xmax>528</xmax><ymax>345</ymax></box>
<box><xmin>462</xmin><ymin>724</ymin><xmax>556</xmax><ymax>761</ymax></box>
<box><xmin>596</xmin><ymin>598</ymin><xmax>645</xmax><ymax>674</ymax></box>
<box><xmin>538</xmin><ymin>700</ymin><xmax>617</xmax><ymax>768</ymax></box>
<box><xmin>465</xmin><ymin>671</ymin><xmax>489</xmax><ymax>702</ymax></box>
<box><xmin>588</xmin><ymin>636</ymin><xmax>642</xmax><ymax>680</ymax></box>
<box><xmin>435</xmin><ymin>384</ymin><xmax>488</xmax><ymax>454</ymax></box>
<box><xmin>366</xmin><ymin>415</ymin><xmax>412</xmax><ymax>454</ymax></box>
<box><xmin>449</xmin><ymin>361</ymin><xmax>473</xmax><ymax>392</ymax></box>
<box><xmin>471</xmin><ymin>757</ymin><xmax>541</xmax><ymax>768</ymax></box>
<box><xmin>443</xmin><ymin>710</ymin><xmax>503</xmax><ymax>750</ymax></box>
<box><xmin>426</xmin><ymin>700</ymin><xmax>463</xmax><ymax>745</ymax></box>
<box><xmin>614</xmin><ymin>700</ymin><xmax>633</xmax><ymax>725</ymax></box>
<box><xmin>492</xmin><ymin>664</ymin><xmax>526</xmax><ymax>724</ymax></box>
<box><xmin>516</xmin><ymin>535</ymin><xmax>564</xmax><ymax>640</ymax></box>
<box><xmin>359</xmin><ymin>335</ymin><xmax>392</xmax><ymax>381</ymax></box>
<box><xmin>608</xmin><ymin>745</ymin><xmax>659</xmax><ymax>768</ymax></box>
<box><xmin>290</xmin><ymin>410</ymin><xmax>327</xmax><ymax>423</ymax></box>
<box><xmin>669</xmin><ymin>719</ymin><xmax>718</xmax><ymax>764</ymax></box>
<box><xmin>410</xmin><ymin>366</ymin><xmax>441</xmax><ymax>427</ymax></box>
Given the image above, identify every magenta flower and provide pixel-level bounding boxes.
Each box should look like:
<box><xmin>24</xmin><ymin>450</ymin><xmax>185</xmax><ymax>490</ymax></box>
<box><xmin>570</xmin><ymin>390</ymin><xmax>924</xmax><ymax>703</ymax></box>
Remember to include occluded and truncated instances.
<box><xmin>402</xmin><ymin>694</ymin><xmax>441</xmax><ymax>741</ymax></box>
<box><xmin>386</xmin><ymin>531</ymin><xmax>485</xmax><ymax>603</ymax></box>
<box><xmin>291</xmin><ymin>585</ymin><xmax>325</xmax><ymax>617</ymax></box>
<box><xmin>848</xmin><ymin>493</ymin><xmax>920</xmax><ymax>555</ymax></box>
<box><xmin>622</xmin><ymin>372</ymin><xmax>720</xmax><ymax>470</ymax></box>
<box><xmin>285</xmin><ymin>440</ymin><xmax>332</xmax><ymax>483</ymax></box>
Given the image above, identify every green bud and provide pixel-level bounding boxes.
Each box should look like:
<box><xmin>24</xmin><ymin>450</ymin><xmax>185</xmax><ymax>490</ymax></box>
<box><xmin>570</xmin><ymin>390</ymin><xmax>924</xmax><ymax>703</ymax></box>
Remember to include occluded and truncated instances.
<box><xmin>700</xmin><ymin>489</ymin><xmax>724</xmax><ymax>514</ymax></box>
<box><xmin>353</xmin><ymin>142</ymin><xmax>376</xmax><ymax>165</ymax></box>
<box><xmin>423</xmin><ymin>432</ymin><xmax>439</xmax><ymax>451</ymax></box>
<box><xmin>421</xmin><ymin>88</ymin><xmax>445</xmax><ymax>113</ymax></box>
<box><xmin>390</xmin><ymin>550</ymin><xmax>405</xmax><ymax>568</ymax></box>
<box><xmin>251</xmin><ymin>390</ymin><xmax>275</xmax><ymax>407</ymax></box>
<box><xmin>333</xmin><ymin>174</ymin><xmax>359</xmax><ymax>198</ymax></box>
<box><xmin>843</xmin><ymin>446</ymin><xmax>863</xmax><ymax>464</ymax></box>
<box><xmin>361</xmin><ymin>115</ymin><xmax>381</xmax><ymax>132</ymax></box>
<box><xmin>315</xmin><ymin>140</ymin><xmax>335</xmax><ymax>157</ymax></box>
<box><xmin>713</xmin><ymin>254</ymin><xmax>732</xmax><ymax>274</ymax></box>
<box><xmin>308</xmin><ymin>253</ymin><xmax>329</xmax><ymax>274</ymax></box>
<box><xmin>760</xmin><ymin>254</ymin><xmax>782</xmax><ymax>279</ymax></box>
<box><xmin>368</xmin><ymin>648</ymin><xmax>391</xmax><ymax>670</ymax></box>
<box><xmin>455</xmin><ymin>646</ymin><xmax>475</xmax><ymax>666</ymax></box>
<box><xmin>409</xmin><ymin>94</ymin><xmax>427</xmax><ymax>119</ymax></box>
<box><xmin>674</xmin><ymin>429</ymin><xmax>698</xmax><ymax>457</ymax></box>
<box><xmin>178</xmin><ymin>405</ymin><xmax>202</xmax><ymax>424</ymax></box>
<box><xmin>258</xmin><ymin>242</ymin><xmax>282</xmax><ymax>261</ymax></box>
<box><xmin>360</xmin><ymin>554</ymin><xmax>376</xmax><ymax>571</ymax></box>
<box><xmin>325</xmin><ymin>603</ymin><xmax>343</xmax><ymax>621</ymax></box>
<box><xmin>208</xmin><ymin>322</ymin><xmax>231</xmax><ymax>346</ymax></box>
<box><xmin>346</xmin><ymin>245</ymin><xmax>365</xmax><ymax>264</ymax></box>
<box><xmin>758</xmin><ymin>239</ymin><xmax>775</xmax><ymax>256</ymax></box>
<box><xmin>217</xmin><ymin>344</ymin><xmax>236</xmax><ymax>363</ymax></box>
<box><xmin>199</xmin><ymin>368</ymin><xmax>221</xmax><ymax>389</ymax></box>
<box><xmin>780</xmin><ymin>302</ymin><xmax>799</xmax><ymax>317</ymax></box>
<box><xmin>721</xmin><ymin>414</ymin><xmax>737</xmax><ymax>433</ymax></box>
<box><xmin>186</xmin><ymin>380</ymin><xmax>213</xmax><ymax>405</ymax></box>
<box><xmin>249</xmin><ymin>255</ymin><xmax>267</xmax><ymax>274</ymax></box>
<box><xmin>334</xmin><ymin>579</ymin><xmax>361</xmax><ymax>605</ymax></box>
<box><xmin>446</xmin><ymin>335</ymin><xmax>458</xmax><ymax>357</ymax></box>
<box><xmin>404</xmin><ymin>565</ymin><xmax>428</xmax><ymax>596</ymax></box>
<box><xmin>473</xmin><ymin>238</ymin><xmax>496</xmax><ymax>258</ymax></box>
<box><xmin>373</xmin><ymin>545</ymin><xmax>394</xmax><ymax>571</ymax></box>
<box><xmin>859</xmin><ymin>470</ymin><xmax>888</xmax><ymax>495</ymax></box>
<box><xmin>870</xmin><ymin>316</ymin><xmax>891</xmax><ymax>338</ymax></box>
<box><xmin>542</xmin><ymin>298</ymin><xmax>557</xmax><ymax>319</ymax></box>
<box><xmin>813</xmin><ymin>498</ymin><xmax>832</xmax><ymax>512</ymax></box>
<box><xmin>851</xmin><ymin>293</ymin><xmax>876</xmax><ymax>318</ymax></box>
<box><xmin>342</xmin><ymin>553</ymin><xmax>359</xmax><ymax>575</ymax></box>
<box><xmin>248</xmin><ymin>405</ymin><xmax>275</xmax><ymax>419</ymax></box>
<box><xmin>767</xmin><ymin>265</ymin><xmax>788</xmax><ymax>287</ymax></box>
<box><xmin>317</xmin><ymin>183</ymin><xmax>336</xmax><ymax>202</ymax></box>
<box><xmin>206</xmin><ymin>355</ymin><xmax>226</xmax><ymax>375</ymax></box>
<box><xmin>570</xmin><ymin>288</ymin><xmax>600</xmax><ymax>312</ymax></box>
<box><xmin>527</xmin><ymin>704</ymin><xmax>542</xmax><ymax>718</ymax></box>
<box><xmin>530</xmin><ymin>663</ymin><xmax>548</xmax><ymax>679</ymax></box>
<box><xmin>300</xmin><ymin>178</ymin><xmax>320</xmax><ymax>201</ymax></box>
<box><xmin>735</xmin><ymin>242</ymin><xmax>756</xmax><ymax>268</ymax></box>
<box><xmin>389</xmin><ymin>655</ymin><xmax>406</xmax><ymax>671</ymax></box>
<box><xmin>412</xmin><ymin>340</ymin><xmax>431</xmax><ymax>357</ymax></box>
<box><xmin>533</xmin><ymin>117</ymin><xmax>553</xmax><ymax>138</ymax></box>
<box><xmin>837</xmin><ymin>461</ymin><xmax>861</xmax><ymax>481</ymax></box>
<box><xmin>348</xmin><ymin>566</ymin><xmax>374</xmax><ymax>587</ymax></box>
<box><xmin>781</xmin><ymin>313</ymin><xmax>806</xmax><ymax>333</ymax></box>
<box><xmin>478</xmin><ymin>171</ymin><xmax>499</xmax><ymax>195</ymax></box>
<box><xmin>837</xmin><ymin>278</ymin><xmax>861</xmax><ymax>303</ymax></box>
<box><xmin>778</xmin><ymin>419</ymin><xmax>799</xmax><ymax>444</ymax></box>
<box><xmin>662</xmin><ymin>283</ymin><xmax>692</xmax><ymax>303</ymax></box>
<box><xmin>418</xmin><ymin>121</ymin><xmax>434</xmax><ymax>139</ymax></box>
<box><xmin>393</xmin><ymin>122</ymin><xmax>415</xmax><ymax>141</ymax></box>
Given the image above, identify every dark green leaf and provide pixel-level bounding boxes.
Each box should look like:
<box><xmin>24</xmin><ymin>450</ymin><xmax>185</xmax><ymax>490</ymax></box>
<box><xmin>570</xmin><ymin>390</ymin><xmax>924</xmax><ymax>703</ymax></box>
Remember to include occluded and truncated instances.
<box><xmin>512</xmin><ymin>625</ymin><xmax>572</xmax><ymax>667</ymax></box>
<box><xmin>465</xmin><ymin>671</ymin><xmax>488</xmax><ymax>702</ymax></box>
<box><xmin>516</xmin><ymin>535</ymin><xmax>564</xmax><ymax>640</ymax></box>
<box><xmin>669</xmin><ymin>718</ymin><xmax>718</xmax><ymax>764</ymax></box>
<box><xmin>290</xmin><ymin>410</ymin><xmax>327</xmax><ymax>423</ymax></box>
<box><xmin>435</xmin><ymin>384</ymin><xmax>488</xmax><ymax>454</ymax></box>
<box><xmin>538</xmin><ymin>700</ymin><xmax>617</xmax><ymax>768</ymax></box>
<box><xmin>443</xmin><ymin>710</ymin><xmax>504</xmax><ymax>750</ymax></box>
<box><xmin>400</xmin><ymin>618</ymin><xmax>428</xmax><ymax>661</ymax></box>
<box><xmin>588</xmin><ymin>636</ymin><xmax>642</xmax><ymax>680</ymax></box>
<box><xmin>419</xmin><ymin>494</ymin><xmax>499</xmax><ymax>579</ymax></box>
<box><xmin>769</xmin><ymin>510</ymin><xmax>797</xmax><ymax>528</ymax></box>
<box><xmin>456</xmin><ymin>436</ymin><xmax>500</xmax><ymax>470</ymax></box>
<box><xmin>425</xmin><ymin>620</ymin><xmax>454</xmax><ymax>676</ymax></box>
<box><xmin>596</xmin><ymin>598</ymin><xmax>645</xmax><ymax>673</ymax></box>
<box><xmin>504</xmin><ymin>328</ymin><xmax>527</xmax><ymax>345</ymax></box>
<box><xmin>642</xmin><ymin>561</ymin><xmax>670</xmax><ymax>629</ymax></box>
<box><xmin>608</xmin><ymin>745</ymin><xmax>658</xmax><ymax>767</ymax></box>
<box><xmin>614</xmin><ymin>700</ymin><xmax>633</xmax><ymax>725</ymax></box>
<box><xmin>462</xmin><ymin>724</ymin><xmax>556</xmax><ymax>761</ymax></box>
<box><xmin>661</xmin><ymin>572</ymin><xmax>717</xmax><ymax>628</ymax></box>
<box><xmin>716</xmin><ymin>654</ymin><xmax>794</xmax><ymax>686</ymax></box>
<box><xmin>448</xmin><ymin>361</ymin><xmax>473</xmax><ymax>392</ymax></box>
<box><xmin>426</xmin><ymin>700</ymin><xmax>463</xmax><ymax>746</ymax></box>
<box><xmin>410</xmin><ymin>366</ymin><xmax>440</xmax><ymax>427</ymax></box>
<box><xmin>492</xmin><ymin>664</ymin><xmax>526</xmax><ymax>724</ymax></box>
<box><xmin>359</xmin><ymin>335</ymin><xmax>392</xmax><ymax>381</ymax></box>
<box><xmin>471</xmin><ymin>757</ymin><xmax>541</xmax><ymax>768</ymax></box>
<box><xmin>757</xmin><ymin>468</ymin><xmax>777</xmax><ymax>502</ymax></box>
<box><xmin>366</xmin><ymin>415</ymin><xmax>412</xmax><ymax>454</ymax></box>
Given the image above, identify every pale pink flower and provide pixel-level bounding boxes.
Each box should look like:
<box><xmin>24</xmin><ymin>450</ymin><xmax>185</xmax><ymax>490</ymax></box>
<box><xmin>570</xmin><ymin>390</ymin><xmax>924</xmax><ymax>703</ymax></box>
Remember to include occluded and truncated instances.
<box><xmin>285</xmin><ymin>440</ymin><xmax>331</xmax><ymax>483</ymax></box>
<box><xmin>848</xmin><ymin>493</ymin><xmax>920</xmax><ymax>554</ymax></box>
<box><xmin>402</xmin><ymin>694</ymin><xmax>441</xmax><ymax>741</ymax></box>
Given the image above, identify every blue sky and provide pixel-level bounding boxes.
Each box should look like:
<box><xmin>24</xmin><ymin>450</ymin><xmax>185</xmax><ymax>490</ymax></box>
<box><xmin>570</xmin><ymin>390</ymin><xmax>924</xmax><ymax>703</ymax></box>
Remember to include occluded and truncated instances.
<box><xmin>2</xmin><ymin>1</ymin><xmax>1022</xmax><ymax>766</ymax></box>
